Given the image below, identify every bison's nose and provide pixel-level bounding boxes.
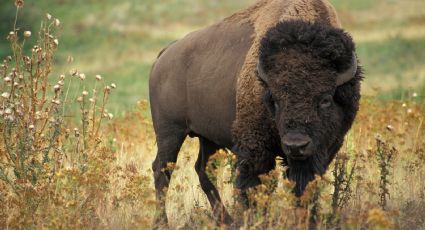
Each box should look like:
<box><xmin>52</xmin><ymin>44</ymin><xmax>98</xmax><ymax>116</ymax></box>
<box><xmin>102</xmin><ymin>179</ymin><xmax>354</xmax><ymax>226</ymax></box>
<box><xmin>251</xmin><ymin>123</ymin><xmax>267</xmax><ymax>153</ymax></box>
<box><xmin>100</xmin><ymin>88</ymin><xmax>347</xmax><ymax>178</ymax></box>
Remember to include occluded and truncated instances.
<box><xmin>281</xmin><ymin>133</ymin><xmax>312</xmax><ymax>160</ymax></box>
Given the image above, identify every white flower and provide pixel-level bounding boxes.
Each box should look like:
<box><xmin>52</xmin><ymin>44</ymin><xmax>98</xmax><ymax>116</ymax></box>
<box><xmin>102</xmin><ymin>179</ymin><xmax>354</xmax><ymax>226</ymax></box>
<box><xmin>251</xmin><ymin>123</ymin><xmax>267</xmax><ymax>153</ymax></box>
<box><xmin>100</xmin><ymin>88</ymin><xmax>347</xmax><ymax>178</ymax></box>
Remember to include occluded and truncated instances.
<box><xmin>111</xmin><ymin>83</ymin><xmax>116</xmax><ymax>89</ymax></box>
<box><xmin>53</xmin><ymin>39</ymin><xmax>59</xmax><ymax>46</ymax></box>
<box><xmin>82</xmin><ymin>91</ymin><xmax>88</xmax><ymax>96</ymax></box>
<box><xmin>4</xmin><ymin>77</ymin><xmax>11</xmax><ymax>82</ymax></box>
<box><xmin>46</xmin><ymin>13</ymin><xmax>52</xmax><ymax>20</ymax></box>
<box><xmin>95</xmin><ymin>75</ymin><xmax>102</xmax><ymax>81</ymax></box>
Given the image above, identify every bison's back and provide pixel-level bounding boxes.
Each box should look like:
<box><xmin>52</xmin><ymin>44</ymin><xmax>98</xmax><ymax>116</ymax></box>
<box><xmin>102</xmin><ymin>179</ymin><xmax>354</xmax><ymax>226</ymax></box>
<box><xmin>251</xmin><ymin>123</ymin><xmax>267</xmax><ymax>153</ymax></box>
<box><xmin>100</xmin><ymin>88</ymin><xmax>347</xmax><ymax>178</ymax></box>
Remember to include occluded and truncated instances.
<box><xmin>149</xmin><ymin>19</ymin><xmax>255</xmax><ymax>148</ymax></box>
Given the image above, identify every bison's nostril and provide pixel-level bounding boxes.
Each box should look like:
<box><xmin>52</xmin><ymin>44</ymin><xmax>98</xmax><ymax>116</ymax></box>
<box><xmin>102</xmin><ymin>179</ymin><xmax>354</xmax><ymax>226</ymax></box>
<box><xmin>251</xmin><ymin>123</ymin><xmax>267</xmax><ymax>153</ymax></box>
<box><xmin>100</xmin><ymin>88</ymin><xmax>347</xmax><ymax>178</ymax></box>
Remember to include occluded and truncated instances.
<box><xmin>281</xmin><ymin>133</ymin><xmax>312</xmax><ymax>157</ymax></box>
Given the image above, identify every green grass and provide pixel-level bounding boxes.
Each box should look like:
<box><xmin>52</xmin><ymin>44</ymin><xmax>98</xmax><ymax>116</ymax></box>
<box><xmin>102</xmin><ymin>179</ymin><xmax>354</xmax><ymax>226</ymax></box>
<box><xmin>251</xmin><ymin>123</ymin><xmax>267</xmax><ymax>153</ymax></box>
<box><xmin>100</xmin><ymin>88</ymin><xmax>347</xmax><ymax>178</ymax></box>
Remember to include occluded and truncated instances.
<box><xmin>1</xmin><ymin>0</ymin><xmax>424</xmax><ymax>114</ymax></box>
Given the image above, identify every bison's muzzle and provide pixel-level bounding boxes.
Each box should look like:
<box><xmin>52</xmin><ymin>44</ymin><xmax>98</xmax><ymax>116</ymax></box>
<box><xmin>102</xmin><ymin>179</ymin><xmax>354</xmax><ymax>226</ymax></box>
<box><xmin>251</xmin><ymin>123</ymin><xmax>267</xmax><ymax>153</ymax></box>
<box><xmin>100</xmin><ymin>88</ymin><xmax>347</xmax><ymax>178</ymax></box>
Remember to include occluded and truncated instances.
<box><xmin>281</xmin><ymin>133</ymin><xmax>313</xmax><ymax>160</ymax></box>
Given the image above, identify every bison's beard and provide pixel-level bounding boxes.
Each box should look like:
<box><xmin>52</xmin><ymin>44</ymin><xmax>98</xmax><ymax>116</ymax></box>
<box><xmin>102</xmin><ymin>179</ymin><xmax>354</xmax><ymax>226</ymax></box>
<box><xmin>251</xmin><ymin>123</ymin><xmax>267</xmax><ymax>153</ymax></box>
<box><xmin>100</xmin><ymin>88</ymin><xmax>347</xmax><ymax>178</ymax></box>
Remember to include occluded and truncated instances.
<box><xmin>286</xmin><ymin>153</ymin><xmax>328</xmax><ymax>197</ymax></box>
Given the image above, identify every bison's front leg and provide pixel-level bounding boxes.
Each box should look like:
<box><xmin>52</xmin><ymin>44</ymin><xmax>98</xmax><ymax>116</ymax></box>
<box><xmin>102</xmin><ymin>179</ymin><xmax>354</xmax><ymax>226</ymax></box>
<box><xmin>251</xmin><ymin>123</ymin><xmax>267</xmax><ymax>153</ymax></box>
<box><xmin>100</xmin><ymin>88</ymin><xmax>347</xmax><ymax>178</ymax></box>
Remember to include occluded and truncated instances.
<box><xmin>234</xmin><ymin>148</ymin><xmax>277</xmax><ymax>208</ymax></box>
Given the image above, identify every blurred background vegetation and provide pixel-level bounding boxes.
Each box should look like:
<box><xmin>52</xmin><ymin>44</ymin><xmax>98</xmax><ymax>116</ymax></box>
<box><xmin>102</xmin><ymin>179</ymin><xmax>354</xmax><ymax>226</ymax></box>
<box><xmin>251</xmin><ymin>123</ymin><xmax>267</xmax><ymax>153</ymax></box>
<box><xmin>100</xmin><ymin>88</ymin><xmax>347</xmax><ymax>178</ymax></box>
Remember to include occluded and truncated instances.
<box><xmin>1</xmin><ymin>0</ymin><xmax>424</xmax><ymax>115</ymax></box>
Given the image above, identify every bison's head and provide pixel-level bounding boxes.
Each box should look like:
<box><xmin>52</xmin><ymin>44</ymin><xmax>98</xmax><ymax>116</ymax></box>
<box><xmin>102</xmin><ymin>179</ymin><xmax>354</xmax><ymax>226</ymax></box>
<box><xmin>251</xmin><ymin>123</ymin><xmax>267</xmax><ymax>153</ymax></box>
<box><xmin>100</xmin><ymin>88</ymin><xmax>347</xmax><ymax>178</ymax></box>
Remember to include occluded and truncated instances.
<box><xmin>257</xmin><ymin>20</ymin><xmax>362</xmax><ymax>196</ymax></box>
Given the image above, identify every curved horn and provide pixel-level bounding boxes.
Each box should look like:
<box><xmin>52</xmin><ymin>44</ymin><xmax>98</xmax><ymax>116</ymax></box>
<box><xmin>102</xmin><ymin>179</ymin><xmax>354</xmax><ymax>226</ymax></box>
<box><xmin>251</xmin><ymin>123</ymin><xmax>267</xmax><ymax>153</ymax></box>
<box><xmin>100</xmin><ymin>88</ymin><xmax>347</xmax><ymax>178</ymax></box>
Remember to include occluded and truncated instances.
<box><xmin>336</xmin><ymin>52</ymin><xmax>358</xmax><ymax>86</ymax></box>
<box><xmin>257</xmin><ymin>59</ymin><xmax>268</xmax><ymax>83</ymax></box>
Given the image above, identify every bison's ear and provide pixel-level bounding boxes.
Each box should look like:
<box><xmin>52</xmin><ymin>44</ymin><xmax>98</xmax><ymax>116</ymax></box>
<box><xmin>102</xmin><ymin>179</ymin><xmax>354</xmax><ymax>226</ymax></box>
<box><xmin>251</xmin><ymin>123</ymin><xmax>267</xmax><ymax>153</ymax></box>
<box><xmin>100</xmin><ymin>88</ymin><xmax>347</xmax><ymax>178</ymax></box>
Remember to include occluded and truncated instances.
<box><xmin>257</xmin><ymin>59</ymin><xmax>268</xmax><ymax>84</ymax></box>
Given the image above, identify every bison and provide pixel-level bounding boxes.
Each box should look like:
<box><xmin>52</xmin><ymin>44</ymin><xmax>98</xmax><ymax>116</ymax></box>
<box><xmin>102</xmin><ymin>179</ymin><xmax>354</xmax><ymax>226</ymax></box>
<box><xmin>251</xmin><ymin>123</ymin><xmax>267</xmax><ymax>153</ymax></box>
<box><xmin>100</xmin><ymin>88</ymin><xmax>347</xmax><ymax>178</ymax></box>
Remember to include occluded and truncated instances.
<box><xmin>149</xmin><ymin>0</ymin><xmax>362</xmax><ymax>225</ymax></box>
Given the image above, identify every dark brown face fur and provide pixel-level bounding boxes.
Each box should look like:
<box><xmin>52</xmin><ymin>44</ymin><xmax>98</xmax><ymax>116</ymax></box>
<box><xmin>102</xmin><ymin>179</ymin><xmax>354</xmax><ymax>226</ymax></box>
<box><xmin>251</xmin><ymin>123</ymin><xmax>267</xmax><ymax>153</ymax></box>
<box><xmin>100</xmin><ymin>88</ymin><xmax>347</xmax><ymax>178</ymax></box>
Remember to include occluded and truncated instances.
<box><xmin>259</xmin><ymin>20</ymin><xmax>362</xmax><ymax>195</ymax></box>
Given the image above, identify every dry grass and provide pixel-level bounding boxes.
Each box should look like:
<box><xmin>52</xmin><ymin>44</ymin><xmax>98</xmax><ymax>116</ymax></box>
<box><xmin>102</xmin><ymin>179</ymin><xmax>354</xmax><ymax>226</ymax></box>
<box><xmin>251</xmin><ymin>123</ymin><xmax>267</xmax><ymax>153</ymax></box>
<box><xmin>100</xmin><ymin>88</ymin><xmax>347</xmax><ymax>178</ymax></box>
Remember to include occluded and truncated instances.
<box><xmin>1</xmin><ymin>1</ymin><xmax>425</xmax><ymax>229</ymax></box>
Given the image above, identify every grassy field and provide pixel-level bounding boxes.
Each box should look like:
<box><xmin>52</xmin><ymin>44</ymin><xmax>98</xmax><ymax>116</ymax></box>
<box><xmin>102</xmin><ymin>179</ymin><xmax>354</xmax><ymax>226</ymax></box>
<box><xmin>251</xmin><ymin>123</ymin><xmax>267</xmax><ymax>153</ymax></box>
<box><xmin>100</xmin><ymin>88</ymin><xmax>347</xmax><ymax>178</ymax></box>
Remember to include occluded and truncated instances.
<box><xmin>1</xmin><ymin>0</ymin><xmax>425</xmax><ymax>112</ymax></box>
<box><xmin>1</xmin><ymin>0</ymin><xmax>425</xmax><ymax>229</ymax></box>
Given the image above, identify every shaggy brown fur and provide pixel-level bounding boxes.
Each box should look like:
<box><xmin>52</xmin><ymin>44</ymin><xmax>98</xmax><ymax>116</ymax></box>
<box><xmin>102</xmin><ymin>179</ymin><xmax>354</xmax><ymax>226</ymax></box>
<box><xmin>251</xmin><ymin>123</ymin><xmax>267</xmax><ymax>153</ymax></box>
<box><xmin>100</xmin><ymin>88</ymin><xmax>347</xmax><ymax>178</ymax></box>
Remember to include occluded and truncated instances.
<box><xmin>228</xmin><ymin>0</ymin><xmax>348</xmax><ymax>199</ymax></box>
<box><xmin>149</xmin><ymin>0</ymin><xmax>362</xmax><ymax>225</ymax></box>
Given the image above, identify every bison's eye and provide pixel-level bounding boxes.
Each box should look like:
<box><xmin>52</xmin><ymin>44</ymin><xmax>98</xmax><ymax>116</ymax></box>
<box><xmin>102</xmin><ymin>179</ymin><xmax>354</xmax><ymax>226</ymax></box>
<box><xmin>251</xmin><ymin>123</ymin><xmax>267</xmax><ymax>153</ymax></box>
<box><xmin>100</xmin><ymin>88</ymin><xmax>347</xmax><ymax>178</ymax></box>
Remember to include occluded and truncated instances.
<box><xmin>320</xmin><ymin>95</ymin><xmax>333</xmax><ymax>109</ymax></box>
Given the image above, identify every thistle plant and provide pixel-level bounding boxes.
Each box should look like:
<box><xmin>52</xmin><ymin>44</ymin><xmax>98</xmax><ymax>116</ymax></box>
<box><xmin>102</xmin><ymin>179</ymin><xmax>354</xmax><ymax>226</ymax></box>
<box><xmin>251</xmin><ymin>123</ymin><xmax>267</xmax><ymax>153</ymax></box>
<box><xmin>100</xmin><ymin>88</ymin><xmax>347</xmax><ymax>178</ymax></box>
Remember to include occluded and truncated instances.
<box><xmin>0</xmin><ymin>1</ymin><xmax>117</xmax><ymax>227</ymax></box>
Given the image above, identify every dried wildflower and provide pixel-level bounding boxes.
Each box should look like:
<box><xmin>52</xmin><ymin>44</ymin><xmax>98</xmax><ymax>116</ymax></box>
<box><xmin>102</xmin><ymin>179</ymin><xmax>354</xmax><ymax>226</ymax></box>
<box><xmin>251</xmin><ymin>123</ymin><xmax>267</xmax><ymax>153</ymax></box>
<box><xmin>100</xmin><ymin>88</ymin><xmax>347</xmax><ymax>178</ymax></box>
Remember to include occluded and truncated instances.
<box><xmin>107</xmin><ymin>113</ymin><xmax>113</xmax><ymax>119</ymax></box>
<box><xmin>46</xmin><ymin>13</ymin><xmax>52</xmax><ymax>20</ymax></box>
<box><xmin>8</xmin><ymin>31</ymin><xmax>16</xmax><ymax>40</ymax></box>
<box><xmin>105</xmin><ymin>86</ymin><xmax>111</xmax><ymax>92</ymax></box>
<box><xmin>96</xmin><ymin>75</ymin><xmax>102</xmax><ymax>81</ymax></box>
<box><xmin>386</xmin><ymin>125</ymin><xmax>394</xmax><ymax>131</ymax></box>
<box><xmin>53</xmin><ymin>39</ymin><xmax>59</xmax><ymax>46</ymax></box>
<box><xmin>70</xmin><ymin>69</ymin><xmax>78</xmax><ymax>76</ymax></box>
<box><xmin>15</xmin><ymin>0</ymin><xmax>24</xmax><ymax>8</ymax></box>
<box><xmin>28</xmin><ymin>124</ymin><xmax>35</xmax><ymax>130</ymax></box>
<box><xmin>54</xmin><ymin>18</ymin><xmax>61</xmax><ymax>27</ymax></box>
<box><xmin>57</xmin><ymin>80</ymin><xmax>64</xmax><ymax>86</ymax></box>
<box><xmin>111</xmin><ymin>83</ymin><xmax>117</xmax><ymax>89</ymax></box>
<box><xmin>67</xmin><ymin>55</ymin><xmax>74</xmax><ymax>63</ymax></box>
<box><xmin>407</xmin><ymin>109</ymin><xmax>413</xmax><ymax>114</ymax></box>
<box><xmin>1</xmin><ymin>92</ymin><xmax>10</xmax><ymax>98</ymax></box>
<box><xmin>402</xmin><ymin>103</ymin><xmax>407</xmax><ymax>107</ymax></box>
<box><xmin>89</xmin><ymin>98</ymin><xmax>95</xmax><ymax>103</ymax></box>
<box><xmin>53</xmin><ymin>85</ymin><xmax>61</xmax><ymax>92</ymax></box>
<box><xmin>4</xmin><ymin>76</ymin><xmax>11</xmax><ymax>82</ymax></box>
<box><xmin>79</xmin><ymin>73</ymin><xmax>86</xmax><ymax>80</ymax></box>
<box><xmin>23</xmin><ymin>31</ymin><xmax>31</xmax><ymax>38</ymax></box>
<box><xmin>77</xmin><ymin>96</ymin><xmax>83</xmax><ymax>102</ymax></box>
<box><xmin>82</xmin><ymin>91</ymin><xmax>88</xmax><ymax>96</ymax></box>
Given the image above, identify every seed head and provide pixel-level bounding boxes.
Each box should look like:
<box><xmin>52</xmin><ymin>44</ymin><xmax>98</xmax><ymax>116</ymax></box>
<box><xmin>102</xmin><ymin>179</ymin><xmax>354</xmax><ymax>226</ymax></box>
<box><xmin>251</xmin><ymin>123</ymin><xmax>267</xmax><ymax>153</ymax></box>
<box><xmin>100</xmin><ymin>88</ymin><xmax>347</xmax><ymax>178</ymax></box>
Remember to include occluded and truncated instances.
<box><xmin>82</xmin><ymin>91</ymin><xmax>88</xmax><ymax>96</ymax></box>
<box><xmin>111</xmin><ymin>83</ymin><xmax>116</xmax><ymax>89</ymax></box>
<box><xmin>29</xmin><ymin>124</ymin><xmax>35</xmax><ymax>130</ymax></box>
<box><xmin>77</xmin><ymin>96</ymin><xmax>83</xmax><ymax>102</ymax></box>
<box><xmin>23</xmin><ymin>31</ymin><xmax>31</xmax><ymax>38</ymax></box>
<box><xmin>46</xmin><ymin>13</ymin><xmax>52</xmax><ymax>20</ymax></box>
<box><xmin>54</xmin><ymin>19</ymin><xmax>61</xmax><ymax>27</ymax></box>
<box><xmin>54</xmin><ymin>85</ymin><xmax>61</xmax><ymax>92</ymax></box>
<box><xmin>4</xmin><ymin>77</ymin><xmax>11</xmax><ymax>83</ymax></box>
<box><xmin>95</xmin><ymin>75</ymin><xmax>102</xmax><ymax>81</ymax></box>
<box><xmin>53</xmin><ymin>39</ymin><xmax>59</xmax><ymax>46</ymax></box>
<box><xmin>15</xmin><ymin>0</ymin><xmax>24</xmax><ymax>8</ymax></box>
<box><xmin>79</xmin><ymin>73</ymin><xmax>86</xmax><ymax>80</ymax></box>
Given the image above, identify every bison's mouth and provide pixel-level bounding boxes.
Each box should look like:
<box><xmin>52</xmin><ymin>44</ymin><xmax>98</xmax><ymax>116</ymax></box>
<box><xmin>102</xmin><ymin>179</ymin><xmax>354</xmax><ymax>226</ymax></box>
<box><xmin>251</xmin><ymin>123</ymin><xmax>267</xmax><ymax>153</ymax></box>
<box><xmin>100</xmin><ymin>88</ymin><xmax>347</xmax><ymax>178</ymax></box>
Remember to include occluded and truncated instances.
<box><xmin>286</xmin><ymin>151</ymin><xmax>327</xmax><ymax>196</ymax></box>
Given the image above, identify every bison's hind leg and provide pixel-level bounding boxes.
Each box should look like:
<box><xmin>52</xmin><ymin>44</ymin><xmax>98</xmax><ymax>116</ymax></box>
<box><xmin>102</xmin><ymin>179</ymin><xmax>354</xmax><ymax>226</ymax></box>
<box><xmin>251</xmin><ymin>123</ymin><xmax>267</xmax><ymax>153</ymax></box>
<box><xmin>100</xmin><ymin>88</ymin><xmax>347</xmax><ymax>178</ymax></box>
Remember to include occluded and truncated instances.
<box><xmin>195</xmin><ymin>137</ymin><xmax>233</xmax><ymax>225</ymax></box>
<box><xmin>152</xmin><ymin>124</ymin><xmax>187</xmax><ymax>227</ymax></box>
